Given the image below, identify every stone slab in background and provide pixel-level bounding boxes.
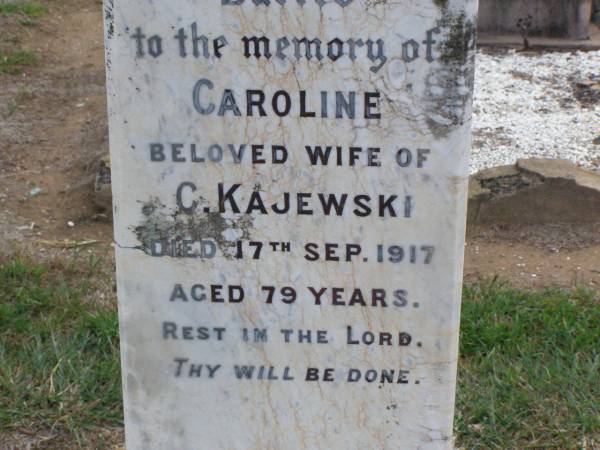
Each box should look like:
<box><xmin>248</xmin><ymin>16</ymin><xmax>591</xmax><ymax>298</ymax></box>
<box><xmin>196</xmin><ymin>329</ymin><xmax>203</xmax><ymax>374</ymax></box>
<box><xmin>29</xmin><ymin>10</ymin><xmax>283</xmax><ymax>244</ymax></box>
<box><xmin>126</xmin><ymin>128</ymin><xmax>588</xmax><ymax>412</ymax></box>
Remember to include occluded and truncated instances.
<box><xmin>478</xmin><ymin>0</ymin><xmax>593</xmax><ymax>39</ymax></box>
<box><xmin>468</xmin><ymin>158</ymin><xmax>600</xmax><ymax>224</ymax></box>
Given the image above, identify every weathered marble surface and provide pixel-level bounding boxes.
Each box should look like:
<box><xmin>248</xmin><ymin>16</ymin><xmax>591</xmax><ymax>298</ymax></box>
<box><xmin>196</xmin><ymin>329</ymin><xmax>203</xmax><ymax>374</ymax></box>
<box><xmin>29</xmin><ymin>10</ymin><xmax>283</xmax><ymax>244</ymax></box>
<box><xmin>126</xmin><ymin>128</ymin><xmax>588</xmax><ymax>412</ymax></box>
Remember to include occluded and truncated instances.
<box><xmin>104</xmin><ymin>0</ymin><xmax>477</xmax><ymax>448</ymax></box>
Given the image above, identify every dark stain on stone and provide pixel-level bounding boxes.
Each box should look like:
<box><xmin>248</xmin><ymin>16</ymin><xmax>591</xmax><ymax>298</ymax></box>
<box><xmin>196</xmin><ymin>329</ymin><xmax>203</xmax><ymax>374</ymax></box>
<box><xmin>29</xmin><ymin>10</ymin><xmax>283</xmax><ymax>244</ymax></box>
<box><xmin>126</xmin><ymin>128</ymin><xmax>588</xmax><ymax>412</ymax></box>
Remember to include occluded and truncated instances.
<box><xmin>438</xmin><ymin>11</ymin><xmax>476</xmax><ymax>66</ymax></box>
<box><xmin>133</xmin><ymin>198</ymin><xmax>253</xmax><ymax>259</ymax></box>
<box><xmin>480</xmin><ymin>171</ymin><xmax>545</xmax><ymax>199</ymax></box>
<box><xmin>104</xmin><ymin>0</ymin><xmax>115</xmax><ymax>40</ymax></box>
<box><xmin>103</xmin><ymin>0</ymin><xmax>114</xmax><ymax>71</ymax></box>
<box><xmin>424</xmin><ymin>6</ymin><xmax>477</xmax><ymax>137</ymax></box>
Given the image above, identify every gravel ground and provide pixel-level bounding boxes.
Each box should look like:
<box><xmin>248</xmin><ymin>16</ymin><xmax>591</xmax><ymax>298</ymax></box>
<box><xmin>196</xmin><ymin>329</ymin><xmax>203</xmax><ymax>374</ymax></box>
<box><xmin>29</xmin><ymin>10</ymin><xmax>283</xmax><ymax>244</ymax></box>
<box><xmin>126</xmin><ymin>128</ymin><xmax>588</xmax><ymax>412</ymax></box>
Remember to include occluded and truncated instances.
<box><xmin>471</xmin><ymin>49</ymin><xmax>600</xmax><ymax>173</ymax></box>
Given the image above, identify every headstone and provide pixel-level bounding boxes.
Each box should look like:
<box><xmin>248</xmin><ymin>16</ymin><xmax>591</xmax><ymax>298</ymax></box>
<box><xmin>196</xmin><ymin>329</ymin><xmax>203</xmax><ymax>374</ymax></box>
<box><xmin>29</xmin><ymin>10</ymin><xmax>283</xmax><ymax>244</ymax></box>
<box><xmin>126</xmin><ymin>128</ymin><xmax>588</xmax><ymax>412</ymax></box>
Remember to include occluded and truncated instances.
<box><xmin>103</xmin><ymin>0</ymin><xmax>477</xmax><ymax>448</ymax></box>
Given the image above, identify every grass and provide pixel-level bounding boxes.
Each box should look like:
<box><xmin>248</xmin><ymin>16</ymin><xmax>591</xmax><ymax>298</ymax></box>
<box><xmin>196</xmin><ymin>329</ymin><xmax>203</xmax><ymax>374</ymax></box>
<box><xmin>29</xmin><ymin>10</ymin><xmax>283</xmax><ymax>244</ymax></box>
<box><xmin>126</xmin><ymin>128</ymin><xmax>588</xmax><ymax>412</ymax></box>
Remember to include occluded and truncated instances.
<box><xmin>20</xmin><ymin>17</ymin><xmax>40</xmax><ymax>27</ymax></box>
<box><xmin>0</xmin><ymin>3</ymin><xmax>47</xmax><ymax>18</ymax></box>
<box><xmin>456</xmin><ymin>283</ymin><xmax>600</xmax><ymax>449</ymax></box>
<box><xmin>0</xmin><ymin>256</ymin><xmax>121</xmax><ymax>447</ymax></box>
<box><xmin>0</xmin><ymin>49</ymin><xmax>38</xmax><ymax>74</ymax></box>
<box><xmin>0</xmin><ymin>257</ymin><xmax>598</xmax><ymax>448</ymax></box>
<box><xmin>0</xmin><ymin>3</ymin><xmax>47</xmax><ymax>67</ymax></box>
<box><xmin>3</xmin><ymin>102</ymin><xmax>17</xmax><ymax>119</ymax></box>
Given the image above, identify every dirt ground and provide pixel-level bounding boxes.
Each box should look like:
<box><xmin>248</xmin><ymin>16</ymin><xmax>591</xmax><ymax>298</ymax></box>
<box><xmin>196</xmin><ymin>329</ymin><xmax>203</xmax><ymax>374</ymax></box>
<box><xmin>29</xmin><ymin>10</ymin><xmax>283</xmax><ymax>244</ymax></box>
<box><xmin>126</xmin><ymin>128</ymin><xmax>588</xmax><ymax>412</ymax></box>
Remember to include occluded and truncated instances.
<box><xmin>0</xmin><ymin>0</ymin><xmax>109</xmax><ymax>249</ymax></box>
<box><xmin>1</xmin><ymin>0</ymin><xmax>600</xmax><ymax>292</ymax></box>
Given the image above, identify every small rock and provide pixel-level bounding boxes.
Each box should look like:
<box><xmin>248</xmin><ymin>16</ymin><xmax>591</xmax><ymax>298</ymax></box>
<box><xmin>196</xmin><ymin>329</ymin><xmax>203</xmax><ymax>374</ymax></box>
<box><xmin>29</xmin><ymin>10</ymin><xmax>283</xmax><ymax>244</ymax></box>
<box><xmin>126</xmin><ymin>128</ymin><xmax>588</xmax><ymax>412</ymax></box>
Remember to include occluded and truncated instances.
<box><xmin>67</xmin><ymin>221</ymin><xmax>75</xmax><ymax>228</ymax></box>
<box><xmin>28</xmin><ymin>187</ymin><xmax>42</xmax><ymax>197</ymax></box>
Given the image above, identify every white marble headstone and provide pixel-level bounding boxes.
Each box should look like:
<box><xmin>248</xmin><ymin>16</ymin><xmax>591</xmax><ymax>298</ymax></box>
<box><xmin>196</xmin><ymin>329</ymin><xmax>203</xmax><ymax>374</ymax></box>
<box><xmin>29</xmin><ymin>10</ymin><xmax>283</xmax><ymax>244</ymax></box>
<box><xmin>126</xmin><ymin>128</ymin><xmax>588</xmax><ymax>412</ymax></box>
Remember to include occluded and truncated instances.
<box><xmin>103</xmin><ymin>0</ymin><xmax>477</xmax><ymax>448</ymax></box>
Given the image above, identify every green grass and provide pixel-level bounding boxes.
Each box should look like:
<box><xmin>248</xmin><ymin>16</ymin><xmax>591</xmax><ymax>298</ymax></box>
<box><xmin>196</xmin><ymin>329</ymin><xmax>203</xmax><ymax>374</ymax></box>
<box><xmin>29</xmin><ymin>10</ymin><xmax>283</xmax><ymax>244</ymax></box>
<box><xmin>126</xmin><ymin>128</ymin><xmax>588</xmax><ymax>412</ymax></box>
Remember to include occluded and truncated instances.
<box><xmin>3</xmin><ymin>101</ymin><xmax>17</xmax><ymax>118</ymax></box>
<box><xmin>0</xmin><ymin>49</ymin><xmax>38</xmax><ymax>74</ymax></box>
<box><xmin>20</xmin><ymin>17</ymin><xmax>40</xmax><ymax>27</ymax></box>
<box><xmin>456</xmin><ymin>283</ymin><xmax>600</xmax><ymax>449</ymax></box>
<box><xmin>0</xmin><ymin>2</ymin><xmax>47</xmax><ymax>18</ymax></box>
<box><xmin>0</xmin><ymin>257</ymin><xmax>121</xmax><ymax>444</ymax></box>
<box><xmin>0</xmin><ymin>258</ymin><xmax>598</xmax><ymax>448</ymax></box>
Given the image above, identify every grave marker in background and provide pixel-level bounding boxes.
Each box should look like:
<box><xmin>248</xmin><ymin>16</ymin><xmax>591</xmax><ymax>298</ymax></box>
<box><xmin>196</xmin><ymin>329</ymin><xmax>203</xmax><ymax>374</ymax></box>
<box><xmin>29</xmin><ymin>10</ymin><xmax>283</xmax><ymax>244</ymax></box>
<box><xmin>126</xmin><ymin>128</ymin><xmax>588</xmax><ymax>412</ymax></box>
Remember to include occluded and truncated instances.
<box><xmin>103</xmin><ymin>0</ymin><xmax>477</xmax><ymax>447</ymax></box>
